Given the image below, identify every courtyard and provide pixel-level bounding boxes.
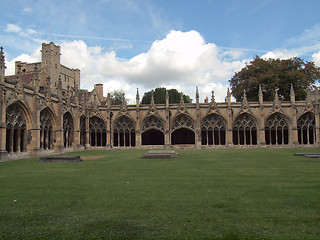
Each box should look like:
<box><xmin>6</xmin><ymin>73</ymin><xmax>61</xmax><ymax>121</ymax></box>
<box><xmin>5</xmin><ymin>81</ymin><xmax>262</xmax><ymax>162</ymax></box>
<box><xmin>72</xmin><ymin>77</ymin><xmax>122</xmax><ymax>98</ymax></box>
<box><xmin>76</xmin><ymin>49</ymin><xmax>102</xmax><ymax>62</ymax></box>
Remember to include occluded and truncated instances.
<box><xmin>1</xmin><ymin>148</ymin><xmax>320</xmax><ymax>239</ymax></box>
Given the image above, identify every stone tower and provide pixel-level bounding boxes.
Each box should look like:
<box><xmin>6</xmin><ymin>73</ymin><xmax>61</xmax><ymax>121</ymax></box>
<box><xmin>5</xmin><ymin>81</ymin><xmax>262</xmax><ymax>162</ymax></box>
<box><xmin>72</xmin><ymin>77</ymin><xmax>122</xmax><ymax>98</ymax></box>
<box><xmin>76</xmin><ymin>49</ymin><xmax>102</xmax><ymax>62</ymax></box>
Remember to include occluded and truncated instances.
<box><xmin>41</xmin><ymin>42</ymin><xmax>61</xmax><ymax>91</ymax></box>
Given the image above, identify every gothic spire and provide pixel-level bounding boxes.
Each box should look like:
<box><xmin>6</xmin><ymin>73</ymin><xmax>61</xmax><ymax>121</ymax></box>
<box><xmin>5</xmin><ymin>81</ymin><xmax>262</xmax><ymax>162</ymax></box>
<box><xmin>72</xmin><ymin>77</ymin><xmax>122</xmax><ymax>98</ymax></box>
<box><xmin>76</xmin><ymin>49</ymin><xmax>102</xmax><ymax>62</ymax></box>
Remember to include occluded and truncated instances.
<box><xmin>0</xmin><ymin>46</ymin><xmax>6</xmax><ymax>78</ymax></box>
<box><xmin>290</xmin><ymin>84</ymin><xmax>295</xmax><ymax>104</ymax></box>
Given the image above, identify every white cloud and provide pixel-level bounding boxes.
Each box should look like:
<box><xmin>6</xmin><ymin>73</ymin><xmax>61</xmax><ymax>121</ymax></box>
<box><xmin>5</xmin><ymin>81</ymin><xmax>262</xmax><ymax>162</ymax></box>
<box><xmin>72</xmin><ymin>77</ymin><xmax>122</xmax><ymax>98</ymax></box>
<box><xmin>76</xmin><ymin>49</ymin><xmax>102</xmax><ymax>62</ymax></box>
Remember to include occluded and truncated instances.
<box><xmin>5</xmin><ymin>30</ymin><xmax>247</xmax><ymax>103</ymax></box>
<box><xmin>312</xmin><ymin>51</ymin><xmax>320</xmax><ymax>67</ymax></box>
<box><xmin>23</xmin><ymin>7</ymin><xmax>33</xmax><ymax>13</ymax></box>
<box><xmin>261</xmin><ymin>49</ymin><xmax>299</xmax><ymax>60</ymax></box>
<box><xmin>5</xmin><ymin>24</ymin><xmax>22</xmax><ymax>33</ymax></box>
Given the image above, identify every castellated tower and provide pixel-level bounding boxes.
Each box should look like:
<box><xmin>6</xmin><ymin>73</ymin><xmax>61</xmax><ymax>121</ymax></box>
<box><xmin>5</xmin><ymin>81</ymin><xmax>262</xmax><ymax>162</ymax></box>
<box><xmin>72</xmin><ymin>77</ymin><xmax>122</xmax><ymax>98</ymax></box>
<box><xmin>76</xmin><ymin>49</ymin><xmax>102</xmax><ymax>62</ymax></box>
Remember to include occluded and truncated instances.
<box><xmin>13</xmin><ymin>42</ymin><xmax>81</xmax><ymax>96</ymax></box>
<box><xmin>41</xmin><ymin>42</ymin><xmax>61</xmax><ymax>91</ymax></box>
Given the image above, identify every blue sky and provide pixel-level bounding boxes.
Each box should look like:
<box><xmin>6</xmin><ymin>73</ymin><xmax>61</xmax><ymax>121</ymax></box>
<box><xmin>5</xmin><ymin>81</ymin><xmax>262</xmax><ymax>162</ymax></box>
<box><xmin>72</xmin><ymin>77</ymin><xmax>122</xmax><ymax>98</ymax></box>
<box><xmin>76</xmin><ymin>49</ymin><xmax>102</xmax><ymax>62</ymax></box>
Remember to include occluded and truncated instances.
<box><xmin>1</xmin><ymin>0</ymin><xmax>320</xmax><ymax>102</ymax></box>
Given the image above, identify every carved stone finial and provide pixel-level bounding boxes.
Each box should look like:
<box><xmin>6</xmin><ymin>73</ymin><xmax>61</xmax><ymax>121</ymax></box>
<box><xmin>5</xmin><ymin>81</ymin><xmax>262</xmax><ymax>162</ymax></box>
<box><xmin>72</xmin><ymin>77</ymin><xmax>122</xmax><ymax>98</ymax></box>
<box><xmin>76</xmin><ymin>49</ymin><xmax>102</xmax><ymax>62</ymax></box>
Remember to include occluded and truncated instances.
<box><xmin>211</xmin><ymin>90</ymin><xmax>215</xmax><ymax>103</ymax></box>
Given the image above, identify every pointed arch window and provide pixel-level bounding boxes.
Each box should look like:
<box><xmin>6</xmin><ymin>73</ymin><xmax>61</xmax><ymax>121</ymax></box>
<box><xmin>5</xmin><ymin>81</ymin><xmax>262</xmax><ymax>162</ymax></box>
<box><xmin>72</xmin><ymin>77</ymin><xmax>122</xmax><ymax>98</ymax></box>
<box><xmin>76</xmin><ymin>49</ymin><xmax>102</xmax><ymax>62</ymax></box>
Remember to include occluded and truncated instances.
<box><xmin>201</xmin><ymin>113</ymin><xmax>226</xmax><ymax>145</ymax></box>
<box><xmin>40</xmin><ymin>108</ymin><xmax>54</xmax><ymax>150</ymax></box>
<box><xmin>113</xmin><ymin>116</ymin><xmax>135</xmax><ymax>147</ymax></box>
<box><xmin>6</xmin><ymin>104</ymin><xmax>27</xmax><ymax>153</ymax></box>
<box><xmin>63</xmin><ymin>112</ymin><xmax>73</xmax><ymax>147</ymax></box>
<box><xmin>297</xmin><ymin>112</ymin><xmax>316</xmax><ymax>145</ymax></box>
<box><xmin>265</xmin><ymin>113</ymin><xmax>289</xmax><ymax>145</ymax></box>
<box><xmin>89</xmin><ymin>116</ymin><xmax>107</xmax><ymax>147</ymax></box>
<box><xmin>233</xmin><ymin>113</ymin><xmax>257</xmax><ymax>145</ymax></box>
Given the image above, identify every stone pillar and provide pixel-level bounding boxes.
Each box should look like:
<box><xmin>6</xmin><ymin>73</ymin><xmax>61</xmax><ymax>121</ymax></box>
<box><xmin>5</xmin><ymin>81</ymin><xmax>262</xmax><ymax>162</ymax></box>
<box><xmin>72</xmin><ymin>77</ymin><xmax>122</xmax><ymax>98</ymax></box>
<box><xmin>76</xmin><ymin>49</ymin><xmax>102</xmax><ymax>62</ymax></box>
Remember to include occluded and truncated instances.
<box><xmin>291</xmin><ymin>112</ymin><xmax>299</xmax><ymax>146</ymax></box>
<box><xmin>85</xmin><ymin>116</ymin><xmax>90</xmax><ymax>149</ymax></box>
<box><xmin>259</xmin><ymin>120</ymin><xmax>266</xmax><ymax>146</ymax></box>
<box><xmin>0</xmin><ymin>92</ymin><xmax>7</xmax><ymax>155</ymax></box>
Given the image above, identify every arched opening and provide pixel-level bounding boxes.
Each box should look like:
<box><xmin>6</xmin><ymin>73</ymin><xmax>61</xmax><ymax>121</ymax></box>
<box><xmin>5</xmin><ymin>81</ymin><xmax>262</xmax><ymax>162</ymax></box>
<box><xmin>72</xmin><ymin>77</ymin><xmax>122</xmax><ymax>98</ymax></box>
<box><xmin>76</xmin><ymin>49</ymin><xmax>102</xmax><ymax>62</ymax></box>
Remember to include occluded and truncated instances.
<box><xmin>171</xmin><ymin>114</ymin><xmax>195</xmax><ymax>145</ymax></box>
<box><xmin>172</xmin><ymin>128</ymin><xmax>195</xmax><ymax>145</ymax></box>
<box><xmin>63</xmin><ymin>112</ymin><xmax>73</xmax><ymax>148</ymax></box>
<box><xmin>113</xmin><ymin>116</ymin><xmax>136</xmax><ymax>147</ymax></box>
<box><xmin>89</xmin><ymin>116</ymin><xmax>107</xmax><ymax>147</ymax></box>
<box><xmin>6</xmin><ymin>104</ymin><xmax>27</xmax><ymax>153</ymax></box>
<box><xmin>233</xmin><ymin>113</ymin><xmax>257</xmax><ymax>145</ymax></box>
<box><xmin>265</xmin><ymin>113</ymin><xmax>289</xmax><ymax>145</ymax></box>
<box><xmin>141</xmin><ymin>115</ymin><xmax>165</xmax><ymax>145</ymax></box>
<box><xmin>142</xmin><ymin>129</ymin><xmax>165</xmax><ymax>145</ymax></box>
<box><xmin>201</xmin><ymin>114</ymin><xmax>226</xmax><ymax>146</ymax></box>
<box><xmin>40</xmin><ymin>108</ymin><xmax>54</xmax><ymax>150</ymax></box>
<box><xmin>297</xmin><ymin>112</ymin><xmax>315</xmax><ymax>145</ymax></box>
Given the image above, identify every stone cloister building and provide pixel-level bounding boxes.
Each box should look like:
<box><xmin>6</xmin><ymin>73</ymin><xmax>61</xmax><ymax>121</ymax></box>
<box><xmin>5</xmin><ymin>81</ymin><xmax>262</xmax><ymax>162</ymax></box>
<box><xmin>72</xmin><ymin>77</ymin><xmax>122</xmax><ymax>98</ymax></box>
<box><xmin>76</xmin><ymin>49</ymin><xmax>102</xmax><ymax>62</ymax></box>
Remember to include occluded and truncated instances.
<box><xmin>0</xmin><ymin>42</ymin><xmax>319</xmax><ymax>161</ymax></box>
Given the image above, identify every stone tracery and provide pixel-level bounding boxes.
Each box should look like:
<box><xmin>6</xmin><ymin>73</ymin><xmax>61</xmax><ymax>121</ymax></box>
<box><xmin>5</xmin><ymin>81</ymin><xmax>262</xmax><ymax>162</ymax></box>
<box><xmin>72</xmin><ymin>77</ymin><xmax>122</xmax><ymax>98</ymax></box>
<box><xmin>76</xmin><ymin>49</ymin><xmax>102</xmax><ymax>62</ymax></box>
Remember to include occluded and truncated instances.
<box><xmin>40</xmin><ymin>108</ymin><xmax>53</xmax><ymax>150</ymax></box>
<box><xmin>297</xmin><ymin>112</ymin><xmax>316</xmax><ymax>145</ymax></box>
<box><xmin>89</xmin><ymin>116</ymin><xmax>107</xmax><ymax>147</ymax></box>
<box><xmin>113</xmin><ymin>116</ymin><xmax>135</xmax><ymax>147</ymax></box>
<box><xmin>232</xmin><ymin>113</ymin><xmax>257</xmax><ymax>145</ymax></box>
<box><xmin>265</xmin><ymin>113</ymin><xmax>289</xmax><ymax>145</ymax></box>
<box><xmin>6</xmin><ymin>103</ymin><xmax>27</xmax><ymax>153</ymax></box>
<box><xmin>201</xmin><ymin>113</ymin><xmax>226</xmax><ymax>146</ymax></box>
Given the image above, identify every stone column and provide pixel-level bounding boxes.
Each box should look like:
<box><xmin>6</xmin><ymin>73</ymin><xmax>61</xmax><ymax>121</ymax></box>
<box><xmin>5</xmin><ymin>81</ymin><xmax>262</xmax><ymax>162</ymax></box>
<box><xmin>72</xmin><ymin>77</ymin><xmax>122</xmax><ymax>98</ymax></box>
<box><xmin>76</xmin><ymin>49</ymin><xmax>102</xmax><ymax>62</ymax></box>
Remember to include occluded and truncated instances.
<box><xmin>85</xmin><ymin>115</ymin><xmax>90</xmax><ymax>149</ymax></box>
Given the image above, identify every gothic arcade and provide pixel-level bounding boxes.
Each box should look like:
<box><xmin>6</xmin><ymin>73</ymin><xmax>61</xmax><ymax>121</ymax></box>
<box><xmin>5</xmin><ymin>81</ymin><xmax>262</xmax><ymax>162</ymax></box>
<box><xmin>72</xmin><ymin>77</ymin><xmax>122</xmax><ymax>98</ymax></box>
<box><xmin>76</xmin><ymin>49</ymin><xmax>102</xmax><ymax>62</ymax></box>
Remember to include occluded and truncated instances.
<box><xmin>0</xmin><ymin>43</ymin><xmax>319</xmax><ymax>161</ymax></box>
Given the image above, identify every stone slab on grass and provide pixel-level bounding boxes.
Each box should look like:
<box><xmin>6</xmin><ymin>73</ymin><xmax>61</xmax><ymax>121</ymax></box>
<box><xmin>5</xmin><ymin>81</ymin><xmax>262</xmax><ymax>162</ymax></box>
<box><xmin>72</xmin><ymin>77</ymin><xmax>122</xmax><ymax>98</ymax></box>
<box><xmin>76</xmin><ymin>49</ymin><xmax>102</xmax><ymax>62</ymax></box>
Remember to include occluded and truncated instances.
<box><xmin>141</xmin><ymin>150</ymin><xmax>178</xmax><ymax>159</ymax></box>
<box><xmin>39</xmin><ymin>156</ymin><xmax>83</xmax><ymax>162</ymax></box>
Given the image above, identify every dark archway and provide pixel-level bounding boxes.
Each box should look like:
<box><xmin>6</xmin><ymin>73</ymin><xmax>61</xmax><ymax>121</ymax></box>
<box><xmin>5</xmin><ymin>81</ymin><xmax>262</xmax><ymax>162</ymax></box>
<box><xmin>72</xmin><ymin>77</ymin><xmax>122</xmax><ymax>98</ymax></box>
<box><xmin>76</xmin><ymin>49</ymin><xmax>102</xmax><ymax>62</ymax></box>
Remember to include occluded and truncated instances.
<box><xmin>142</xmin><ymin>129</ymin><xmax>164</xmax><ymax>145</ymax></box>
<box><xmin>172</xmin><ymin>128</ymin><xmax>195</xmax><ymax>145</ymax></box>
<box><xmin>141</xmin><ymin>115</ymin><xmax>165</xmax><ymax>145</ymax></box>
<box><xmin>171</xmin><ymin>113</ymin><xmax>195</xmax><ymax>145</ymax></box>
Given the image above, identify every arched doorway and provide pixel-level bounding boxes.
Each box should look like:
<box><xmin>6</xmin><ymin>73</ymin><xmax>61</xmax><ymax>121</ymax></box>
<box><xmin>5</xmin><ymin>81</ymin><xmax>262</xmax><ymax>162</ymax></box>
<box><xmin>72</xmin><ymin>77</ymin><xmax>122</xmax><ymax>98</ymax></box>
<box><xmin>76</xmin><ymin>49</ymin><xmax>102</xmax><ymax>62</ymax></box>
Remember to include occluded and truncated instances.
<box><xmin>113</xmin><ymin>116</ymin><xmax>136</xmax><ymax>147</ymax></box>
<box><xmin>201</xmin><ymin>113</ymin><xmax>226</xmax><ymax>146</ymax></box>
<box><xmin>141</xmin><ymin>116</ymin><xmax>165</xmax><ymax>145</ymax></box>
<box><xmin>265</xmin><ymin>113</ymin><xmax>289</xmax><ymax>145</ymax></box>
<box><xmin>297</xmin><ymin>112</ymin><xmax>316</xmax><ymax>145</ymax></box>
<box><xmin>6</xmin><ymin>103</ymin><xmax>27</xmax><ymax>153</ymax></box>
<box><xmin>171</xmin><ymin>114</ymin><xmax>195</xmax><ymax>145</ymax></box>
<box><xmin>233</xmin><ymin>113</ymin><xmax>257</xmax><ymax>145</ymax></box>
<box><xmin>89</xmin><ymin>116</ymin><xmax>107</xmax><ymax>147</ymax></box>
<box><xmin>63</xmin><ymin>112</ymin><xmax>73</xmax><ymax>148</ymax></box>
<box><xmin>40</xmin><ymin>108</ymin><xmax>54</xmax><ymax>150</ymax></box>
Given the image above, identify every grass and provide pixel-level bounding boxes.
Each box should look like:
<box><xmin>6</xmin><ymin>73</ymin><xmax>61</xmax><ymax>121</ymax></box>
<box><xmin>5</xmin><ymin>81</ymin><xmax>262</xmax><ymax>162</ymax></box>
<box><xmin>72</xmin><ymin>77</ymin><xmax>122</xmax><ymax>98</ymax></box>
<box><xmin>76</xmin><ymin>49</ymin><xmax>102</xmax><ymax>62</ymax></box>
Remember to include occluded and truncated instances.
<box><xmin>0</xmin><ymin>148</ymin><xmax>320</xmax><ymax>239</ymax></box>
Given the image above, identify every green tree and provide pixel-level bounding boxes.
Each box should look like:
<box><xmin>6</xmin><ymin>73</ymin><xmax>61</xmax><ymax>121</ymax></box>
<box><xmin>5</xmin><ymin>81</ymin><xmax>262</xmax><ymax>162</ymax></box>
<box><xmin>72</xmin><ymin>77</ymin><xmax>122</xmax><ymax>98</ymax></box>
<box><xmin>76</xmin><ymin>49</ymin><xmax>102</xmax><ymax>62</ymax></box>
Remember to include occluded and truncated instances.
<box><xmin>110</xmin><ymin>90</ymin><xmax>127</xmax><ymax>105</ymax></box>
<box><xmin>229</xmin><ymin>56</ymin><xmax>320</xmax><ymax>102</ymax></box>
<box><xmin>141</xmin><ymin>87</ymin><xmax>192</xmax><ymax>104</ymax></box>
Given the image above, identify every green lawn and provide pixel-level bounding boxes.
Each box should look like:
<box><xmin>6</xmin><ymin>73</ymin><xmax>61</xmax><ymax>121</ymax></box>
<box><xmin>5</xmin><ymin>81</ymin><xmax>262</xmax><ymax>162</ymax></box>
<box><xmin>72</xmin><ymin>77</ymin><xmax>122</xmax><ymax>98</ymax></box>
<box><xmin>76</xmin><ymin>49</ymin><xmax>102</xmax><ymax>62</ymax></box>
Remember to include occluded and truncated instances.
<box><xmin>1</xmin><ymin>148</ymin><xmax>320</xmax><ymax>239</ymax></box>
